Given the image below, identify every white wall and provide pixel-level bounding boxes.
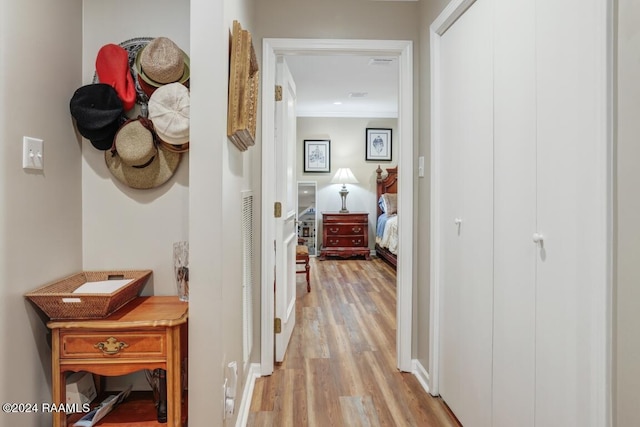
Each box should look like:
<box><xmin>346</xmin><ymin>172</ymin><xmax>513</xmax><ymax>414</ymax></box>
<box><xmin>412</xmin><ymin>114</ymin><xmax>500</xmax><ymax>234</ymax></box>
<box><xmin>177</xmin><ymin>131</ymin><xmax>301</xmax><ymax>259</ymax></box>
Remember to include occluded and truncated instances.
<box><xmin>82</xmin><ymin>0</ymin><xmax>190</xmax><ymax>297</ymax></box>
<box><xmin>416</xmin><ymin>0</ymin><xmax>450</xmax><ymax>369</ymax></box>
<box><xmin>0</xmin><ymin>1</ymin><xmax>83</xmax><ymax>426</ymax></box>
<box><xmin>297</xmin><ymin>117</ymin><xmax>397</xmax><ymax>250</ymax></box>
<box><xmin>616</xmin><ymin>1</ymin><xmax>640</xmax><ymax>425</ymax></box>
<box><xmin>189</xmin><ymin>0</ymin><xmax>256</xmax><ymax>425</ymax></box>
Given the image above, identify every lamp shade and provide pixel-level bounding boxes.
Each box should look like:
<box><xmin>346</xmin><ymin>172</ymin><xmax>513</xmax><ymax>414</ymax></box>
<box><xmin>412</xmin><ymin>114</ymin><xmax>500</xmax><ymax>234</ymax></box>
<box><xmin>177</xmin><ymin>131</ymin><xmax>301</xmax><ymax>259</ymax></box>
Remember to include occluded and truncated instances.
<box><xmin>331</xmin><ymin>167</ymin><xmax>359</xmax><ymax>185</ymax></box>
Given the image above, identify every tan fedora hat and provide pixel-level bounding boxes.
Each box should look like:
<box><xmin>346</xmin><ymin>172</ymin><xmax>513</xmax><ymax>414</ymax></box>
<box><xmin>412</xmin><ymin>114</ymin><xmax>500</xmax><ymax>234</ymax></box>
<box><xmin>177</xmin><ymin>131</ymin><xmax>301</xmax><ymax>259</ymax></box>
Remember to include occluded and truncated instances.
<box><xmin>137</xmin><ymin>37</ymin><xmax>190</xmax><ymax>86</ymax></box>
<box><xmin>105</xmin><ymin>118</ymin><xmax>181</xmax><ymax>189</ymax></box>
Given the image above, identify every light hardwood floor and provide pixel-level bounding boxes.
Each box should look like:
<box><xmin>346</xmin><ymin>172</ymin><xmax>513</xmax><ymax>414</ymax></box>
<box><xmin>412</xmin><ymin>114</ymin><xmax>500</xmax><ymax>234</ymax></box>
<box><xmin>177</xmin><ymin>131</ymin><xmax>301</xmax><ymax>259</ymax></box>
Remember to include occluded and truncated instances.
<box><xmin>247</xmin><ymin>257</ymin><xmax>460</xmax><ymax>427</ymax></box>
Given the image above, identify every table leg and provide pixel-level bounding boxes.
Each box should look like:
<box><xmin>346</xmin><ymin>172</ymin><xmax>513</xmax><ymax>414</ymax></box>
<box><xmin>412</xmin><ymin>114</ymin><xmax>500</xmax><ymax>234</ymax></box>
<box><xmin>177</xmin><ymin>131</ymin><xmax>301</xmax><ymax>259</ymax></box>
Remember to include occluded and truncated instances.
<box><xmin>51</xmin><ymin>330</ymin><xmax>66</xmax><ymax>427</ymax></box>
<box><xmin>167</xmin><ymin>327</ymin><xmax>182</xmax><ymax>426</ymax></box>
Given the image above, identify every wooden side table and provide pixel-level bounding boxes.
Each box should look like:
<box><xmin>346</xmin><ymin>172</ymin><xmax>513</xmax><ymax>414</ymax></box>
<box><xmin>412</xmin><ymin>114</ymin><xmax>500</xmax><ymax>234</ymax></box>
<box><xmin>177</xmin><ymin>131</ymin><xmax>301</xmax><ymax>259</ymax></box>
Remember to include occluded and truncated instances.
<box><xmin>47</xmin><ymin>296</ymin><xmax>188</xmax><ymax>427</ymax></box>
<box><xmin>319</xmin><ymin>212</ymin><xmax>370</xmax><ymax>260</ymax></box>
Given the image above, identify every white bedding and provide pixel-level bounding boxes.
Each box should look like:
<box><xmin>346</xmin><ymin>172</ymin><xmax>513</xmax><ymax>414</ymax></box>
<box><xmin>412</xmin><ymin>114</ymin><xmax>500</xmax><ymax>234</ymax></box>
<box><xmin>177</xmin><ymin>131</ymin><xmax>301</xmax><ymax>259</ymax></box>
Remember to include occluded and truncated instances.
<box><xmin>376</xmin><ymin>214</ymin><xmax>398</xmax><ymax>255</ymax></box>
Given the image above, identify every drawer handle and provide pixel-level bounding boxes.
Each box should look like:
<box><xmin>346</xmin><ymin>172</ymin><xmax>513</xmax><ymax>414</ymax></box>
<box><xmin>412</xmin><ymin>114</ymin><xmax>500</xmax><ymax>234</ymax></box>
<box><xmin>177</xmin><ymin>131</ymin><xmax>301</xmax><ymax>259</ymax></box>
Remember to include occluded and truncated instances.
<box><xmin>352</xmin><ymin>227</ymin><xmax>362</xmax><ymax>233</ymax></box>
<box><xmin>94</xmin><ymin>337</ymin><xmax>129</xmax><ymax>355</ymax></box>
<box><xmin>329</xmin><ymin>227</ymin><xmax>339</xmax><ymax>233</ymax></box>
<box><xmin>352</xmin><ymin>239</ymin><xmax>362</xmax><ymax>245</ymax></box>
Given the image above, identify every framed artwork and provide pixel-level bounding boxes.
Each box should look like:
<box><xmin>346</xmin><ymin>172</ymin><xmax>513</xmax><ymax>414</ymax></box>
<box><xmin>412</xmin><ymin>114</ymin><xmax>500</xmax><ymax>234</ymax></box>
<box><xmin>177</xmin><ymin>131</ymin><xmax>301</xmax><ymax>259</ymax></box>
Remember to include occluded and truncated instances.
<box><xmin>304</xmin><ymin>140</ymin><xmax>331</xmax><ymax>173</ymax></box>
<box><xmin>366</xmin><ymin>128</ymin><xmax>392</xmax><ymax>161</ymax></box>
<box><xmin>302</xmin><ymin>227</ymin><xmax>310</xmax><ymax>237</ymax></box>
<box><xmin>227</xmin><ymin>20</ymin><xmax>259</xmax><ymax>151</ymax></box>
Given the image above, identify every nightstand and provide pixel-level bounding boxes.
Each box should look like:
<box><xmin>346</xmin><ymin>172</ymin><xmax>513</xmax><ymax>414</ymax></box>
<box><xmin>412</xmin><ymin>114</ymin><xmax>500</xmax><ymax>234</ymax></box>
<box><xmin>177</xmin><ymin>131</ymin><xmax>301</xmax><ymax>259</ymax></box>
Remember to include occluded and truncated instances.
<box><xmin>319</xmin><ymin>212</ymin><xmax>370</xmax><ymax>260</ymax></box>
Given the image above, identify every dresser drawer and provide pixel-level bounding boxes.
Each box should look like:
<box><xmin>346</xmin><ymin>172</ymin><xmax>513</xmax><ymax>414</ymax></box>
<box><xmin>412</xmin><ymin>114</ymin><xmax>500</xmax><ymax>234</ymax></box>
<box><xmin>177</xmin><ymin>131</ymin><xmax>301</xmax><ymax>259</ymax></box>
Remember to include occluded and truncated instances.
<box><xmin>325</xmin><ymin>236</ymin><xmax>366</xmax><ymax>248</ymax></box>
<box><xmin>325</xmin><ymin>224</ymin><xmax>365</xmax><ymax>236</ymax></box>
<box><xmin>60</xmin><ymin>331</ymin><xmax>166</xmax><ymax>359</ymax></box>
<box><xmin>323</xmin><ymin>213</ymin><xmax>367</xmax><ymax>223</ymax></box>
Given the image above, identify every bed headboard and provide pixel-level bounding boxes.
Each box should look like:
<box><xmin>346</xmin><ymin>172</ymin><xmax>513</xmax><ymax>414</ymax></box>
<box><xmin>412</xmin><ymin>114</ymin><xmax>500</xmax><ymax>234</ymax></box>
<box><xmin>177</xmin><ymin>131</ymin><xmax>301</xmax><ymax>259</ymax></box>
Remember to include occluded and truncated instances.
<box><xmin>376</xmin><ymin>165</ymin><xmax>398</xmax><ymax>217</ymax></box>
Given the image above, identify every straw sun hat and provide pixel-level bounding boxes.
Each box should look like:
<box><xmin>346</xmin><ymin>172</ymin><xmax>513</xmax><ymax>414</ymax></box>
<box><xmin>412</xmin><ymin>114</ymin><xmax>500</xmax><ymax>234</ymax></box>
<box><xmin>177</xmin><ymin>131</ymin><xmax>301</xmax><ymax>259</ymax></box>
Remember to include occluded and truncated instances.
<box><xmin>135</xmin><ymin>37</ymin><xmax>190</xmax><ymax>99</ymax></box>
<box><xmin>105</xmin><ymin>118</ymin><xmax>181</xmax><ymax>189</ymax></box>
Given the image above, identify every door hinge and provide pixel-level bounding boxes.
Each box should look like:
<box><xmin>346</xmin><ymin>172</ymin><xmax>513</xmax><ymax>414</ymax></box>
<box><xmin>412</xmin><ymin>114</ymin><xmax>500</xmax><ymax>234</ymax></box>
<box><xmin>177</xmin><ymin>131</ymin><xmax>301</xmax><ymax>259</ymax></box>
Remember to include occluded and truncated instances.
<box><xmin>275</xmin><ymin>85</ymin><xmax>283</xmax><ymax>101</ymax></box>
<box><xmin>274</xmin><ymin>317</ymin><xmax>282</xmax><ymax>334</ymax></box>
<box><xmin>274</xmin><ymin>202</ymin><xmax>282</xmax><ymax>218</ymax></box>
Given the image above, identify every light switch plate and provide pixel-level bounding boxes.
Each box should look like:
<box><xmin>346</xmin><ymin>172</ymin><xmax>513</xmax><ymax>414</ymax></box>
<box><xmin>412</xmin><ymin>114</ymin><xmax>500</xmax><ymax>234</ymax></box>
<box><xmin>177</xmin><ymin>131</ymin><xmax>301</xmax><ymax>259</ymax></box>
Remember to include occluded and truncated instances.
<box><xmin>23</xmin><ymin>136</ymin><xmax>44</xmax><ymax>170</ymax></box>
<box><xmin>418</xmin><ymin>156</ymin><xmax>425</xmax><ymax>178</ymax></box>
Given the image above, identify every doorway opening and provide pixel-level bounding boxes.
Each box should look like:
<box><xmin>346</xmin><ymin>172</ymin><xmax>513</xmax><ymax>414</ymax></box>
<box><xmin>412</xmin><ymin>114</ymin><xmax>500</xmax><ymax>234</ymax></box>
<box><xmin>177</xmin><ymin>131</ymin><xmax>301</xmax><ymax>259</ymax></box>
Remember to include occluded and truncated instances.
<box><xmin>261</xmin><ymin>38</ymin><xmax>414</xmax><ymax>376</ymax></box>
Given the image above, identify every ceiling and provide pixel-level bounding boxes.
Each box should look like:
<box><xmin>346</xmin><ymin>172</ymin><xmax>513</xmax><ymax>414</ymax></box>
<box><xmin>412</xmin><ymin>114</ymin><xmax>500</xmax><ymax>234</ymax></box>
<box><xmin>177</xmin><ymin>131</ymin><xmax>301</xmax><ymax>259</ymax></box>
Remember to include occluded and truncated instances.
<box><xmin>284</xmin><ymin>54</ymin><xmax>399</xmax><ymax>118</ymax></box>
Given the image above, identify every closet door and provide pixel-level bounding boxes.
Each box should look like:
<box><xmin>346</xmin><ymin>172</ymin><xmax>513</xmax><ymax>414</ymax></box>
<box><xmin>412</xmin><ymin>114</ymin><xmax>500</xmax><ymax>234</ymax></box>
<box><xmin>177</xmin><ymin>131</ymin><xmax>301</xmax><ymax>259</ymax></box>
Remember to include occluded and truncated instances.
<box><xmin>492</xmin><ymin>0</ymin><xmax>536</xmax><ymax>425</ymax></box>
<box><xmin>534</xmin><ymin>0</ymin><xmax>609</xmax><ymax>425</ymax></box>
<box><xmin>437</xmin><ymin>0</ymin><xmax>494</xmax><ymax>425</ymax></box>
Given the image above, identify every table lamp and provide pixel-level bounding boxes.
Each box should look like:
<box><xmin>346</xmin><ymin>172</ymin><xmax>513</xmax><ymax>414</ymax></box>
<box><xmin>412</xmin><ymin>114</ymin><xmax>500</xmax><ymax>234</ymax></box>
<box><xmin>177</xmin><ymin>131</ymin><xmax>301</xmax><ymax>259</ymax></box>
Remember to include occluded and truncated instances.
<box><xmin>331</xmin><ymin>167</ymin><xmax>359</xmax><ymax>213</ymax></box>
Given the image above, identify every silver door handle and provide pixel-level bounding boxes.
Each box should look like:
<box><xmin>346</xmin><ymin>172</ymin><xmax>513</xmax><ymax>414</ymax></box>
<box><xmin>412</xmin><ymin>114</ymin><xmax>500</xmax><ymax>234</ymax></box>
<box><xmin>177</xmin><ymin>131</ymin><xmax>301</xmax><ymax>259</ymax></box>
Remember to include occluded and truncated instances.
<box><xmin>454</xmin><ymin>218</ymin><xmax>462</xmax><ymax>225</ymax></box>
<box><xmin>532</xmin><ymin>233</ymin><xmax>544</xmax><ymax>244</ymax></box>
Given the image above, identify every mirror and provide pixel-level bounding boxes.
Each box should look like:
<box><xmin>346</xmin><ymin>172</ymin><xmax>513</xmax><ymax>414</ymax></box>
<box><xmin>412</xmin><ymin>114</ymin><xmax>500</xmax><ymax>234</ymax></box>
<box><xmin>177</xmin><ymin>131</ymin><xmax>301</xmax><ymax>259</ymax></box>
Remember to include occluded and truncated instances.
<box><xmin>297</xmin><ymin>181</ymin><xmax>317</xmax><ymax>256</ymax></box>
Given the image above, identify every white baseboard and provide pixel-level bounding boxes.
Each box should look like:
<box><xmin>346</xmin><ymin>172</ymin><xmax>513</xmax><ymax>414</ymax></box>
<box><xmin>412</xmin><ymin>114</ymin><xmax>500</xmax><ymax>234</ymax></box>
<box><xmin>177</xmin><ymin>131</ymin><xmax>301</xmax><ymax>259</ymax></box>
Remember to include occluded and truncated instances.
<box><xmin>412</xmin><ymin>359</ymin><xmax>431</xmax><ymax>395</ymax></box>
<box><xmin>235</xmin><ymin>363</ymin><xmax>261</xmax><ymax>427</ymax></box>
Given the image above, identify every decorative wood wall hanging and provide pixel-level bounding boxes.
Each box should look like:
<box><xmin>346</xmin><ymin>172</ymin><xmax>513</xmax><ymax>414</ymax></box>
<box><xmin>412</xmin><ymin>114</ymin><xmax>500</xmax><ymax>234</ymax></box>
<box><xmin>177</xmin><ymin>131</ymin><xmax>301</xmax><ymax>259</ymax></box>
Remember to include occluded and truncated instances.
<box><xmin>227</xmin><ymin>20</ymin><xmax>259</xmax><ymax>151</ymax></box>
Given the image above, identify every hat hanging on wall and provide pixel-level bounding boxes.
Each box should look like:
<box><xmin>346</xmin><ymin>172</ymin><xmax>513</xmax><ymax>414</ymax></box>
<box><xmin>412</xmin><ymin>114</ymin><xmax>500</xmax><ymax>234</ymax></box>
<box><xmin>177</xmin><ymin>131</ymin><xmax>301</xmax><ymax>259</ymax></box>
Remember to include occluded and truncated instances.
<box><xmin>140</xmin><ymin>37</ymin><xmax>184</xmax><ymax>84</ymax></box>
<box><xmin>148</xmin><ymin>82</ymin><xmax>190</xmax><ymax>153</ymax></box>
<box><xmin>135</xmin><ymin>37</ymin><xmax>190</xmax><ymax>98</ymax></box>
<box><xmin>69</xmin><ymin>83</ymin><xmax>125</xmax><ymax>150</ymax></box>
<box><xmin>92</xmin><ymin>37</ymin><xmax>154</xmax><ymax>109</ymax></box>
<box><xmin>105</xmin><ymin>118</ymin><xmax>181</xmax><ymax>189</ymax></box>
<box><xmin>95</xmin><ymin>44</ymin><xmax>137</xmax><ymax>111</ymax></box>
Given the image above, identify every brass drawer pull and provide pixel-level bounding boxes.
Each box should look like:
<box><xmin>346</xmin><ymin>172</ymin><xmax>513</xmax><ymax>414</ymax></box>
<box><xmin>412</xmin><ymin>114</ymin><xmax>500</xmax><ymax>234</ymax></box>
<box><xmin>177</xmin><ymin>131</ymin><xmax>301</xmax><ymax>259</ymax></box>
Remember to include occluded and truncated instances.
<box><xmin>94</xmin><ymin>337</ymin><xmax>129</xmax><ymax>355</ymax></box>
<box><xmin>329</xmin><ymin>227</ymin><xmax>339</xmax><ymax>233</ymax></box>
<box><xmin>352</xmin><ymin>227</ymin><xmax>362</xmax><ymax>233</ymax></box>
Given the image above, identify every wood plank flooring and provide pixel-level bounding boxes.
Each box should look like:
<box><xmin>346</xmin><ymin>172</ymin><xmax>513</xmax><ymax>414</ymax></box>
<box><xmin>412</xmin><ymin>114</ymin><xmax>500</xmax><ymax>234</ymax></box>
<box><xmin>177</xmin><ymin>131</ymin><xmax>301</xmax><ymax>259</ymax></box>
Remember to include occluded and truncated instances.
<box><xmin>247</xmin><ymin>257</ymin><xmax>460</xmax><ymax>427</ymax></box>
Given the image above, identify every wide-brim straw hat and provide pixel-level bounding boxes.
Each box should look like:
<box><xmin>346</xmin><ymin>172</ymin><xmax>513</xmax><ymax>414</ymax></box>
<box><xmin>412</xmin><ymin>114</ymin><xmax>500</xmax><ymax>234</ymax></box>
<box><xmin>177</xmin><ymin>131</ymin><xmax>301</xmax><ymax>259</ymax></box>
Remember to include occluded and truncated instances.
<box><xmin>105</xmin><ymin>118</ymin><xmax>181</xmax><ymax>189</ymax></box>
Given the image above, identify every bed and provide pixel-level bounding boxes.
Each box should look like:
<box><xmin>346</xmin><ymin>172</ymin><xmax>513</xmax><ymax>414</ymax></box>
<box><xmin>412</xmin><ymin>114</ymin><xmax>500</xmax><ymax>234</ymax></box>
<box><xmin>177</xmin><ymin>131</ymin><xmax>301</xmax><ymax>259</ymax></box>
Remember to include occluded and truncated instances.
<box><xmin>375</xmin><ymin>165</ymin><xmax>398</xmax><ymax>268</ymax></box>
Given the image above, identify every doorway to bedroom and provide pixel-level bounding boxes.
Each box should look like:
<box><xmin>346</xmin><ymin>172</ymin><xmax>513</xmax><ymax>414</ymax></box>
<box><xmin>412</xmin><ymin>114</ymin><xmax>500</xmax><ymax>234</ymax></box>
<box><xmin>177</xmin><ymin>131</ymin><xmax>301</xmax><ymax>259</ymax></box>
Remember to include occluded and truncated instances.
<box><xmin>260</xmin><ymin>38</ymin><xmax>415</xmax><ymax>376</ymax></box>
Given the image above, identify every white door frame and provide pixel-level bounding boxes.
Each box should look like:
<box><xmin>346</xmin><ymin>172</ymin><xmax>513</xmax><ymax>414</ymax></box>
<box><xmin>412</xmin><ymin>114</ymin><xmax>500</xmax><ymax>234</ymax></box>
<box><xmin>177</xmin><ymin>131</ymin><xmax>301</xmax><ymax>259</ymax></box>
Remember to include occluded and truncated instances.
<box><xmin>261</xmin><ymin>38</ymin><xmax>414</xmax><ymax>375</ymax></box>
<box><xmin>429</xmin><ymin>1</ymin><xmax>613</xmax><ymax>425</ymax></box>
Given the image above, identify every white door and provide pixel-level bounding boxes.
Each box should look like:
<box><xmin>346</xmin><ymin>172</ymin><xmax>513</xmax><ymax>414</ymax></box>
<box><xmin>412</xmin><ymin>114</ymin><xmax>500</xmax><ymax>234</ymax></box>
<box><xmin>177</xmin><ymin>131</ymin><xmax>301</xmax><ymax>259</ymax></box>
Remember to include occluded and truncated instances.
<box><xmin>437</xmin><ymin>1</ymin><xmax>494</xmax><ymax>425</ymax></box>
<box><xmin>492</xmin><ymin>0</ymin><xmax>536</xmax><ymax>425</ymax></box>
<box><xmin>534</xmin><ymin>1</ymin><xmax>610</xmax><ymax>425</ymax></box>
<box><xmin>274</xmin><ymin>57</ymin><xmax>297</xmax><ymax>362</ymax></box>
<box><xmin>433</xmin><ymin>0</ymin><xmax>611</xmax><ymax>425</ymax></box>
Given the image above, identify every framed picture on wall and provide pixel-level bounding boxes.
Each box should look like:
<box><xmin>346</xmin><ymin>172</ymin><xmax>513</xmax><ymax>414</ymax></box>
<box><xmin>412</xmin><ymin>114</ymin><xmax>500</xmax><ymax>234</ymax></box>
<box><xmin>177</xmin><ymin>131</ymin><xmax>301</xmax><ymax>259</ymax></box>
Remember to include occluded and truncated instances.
<box><xmin>366</xmin><ymin>128</ymin><xmax>392</xmax><ymax>161</ymax></box>
<box><xmin>304</xmin><ymin>139</ymin><xmax>331</xmax><ymax>173</ymax></box>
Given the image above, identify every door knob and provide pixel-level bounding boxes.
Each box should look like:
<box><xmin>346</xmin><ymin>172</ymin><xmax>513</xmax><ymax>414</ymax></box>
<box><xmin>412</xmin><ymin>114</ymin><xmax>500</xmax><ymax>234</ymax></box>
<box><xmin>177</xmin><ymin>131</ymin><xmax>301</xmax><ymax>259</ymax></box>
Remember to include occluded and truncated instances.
<box><xmin>532</xmin><ymin>233</ymin><xmax>544</xmax><ymax>244</ymax></box>
<box><xmin>454</xmin><ymin>218</ymin><xmax>462</xmax><ymax>225</ymax></box>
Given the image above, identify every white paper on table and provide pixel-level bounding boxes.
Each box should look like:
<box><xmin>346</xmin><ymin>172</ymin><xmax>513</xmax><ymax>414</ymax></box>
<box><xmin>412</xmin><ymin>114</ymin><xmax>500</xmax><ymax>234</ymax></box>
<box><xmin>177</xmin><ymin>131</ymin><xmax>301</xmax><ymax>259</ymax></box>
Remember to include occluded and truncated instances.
<box><xmin>72</xmin><ymin>279</ymin><xmax>133</xmax><ymax>294</ymax></box>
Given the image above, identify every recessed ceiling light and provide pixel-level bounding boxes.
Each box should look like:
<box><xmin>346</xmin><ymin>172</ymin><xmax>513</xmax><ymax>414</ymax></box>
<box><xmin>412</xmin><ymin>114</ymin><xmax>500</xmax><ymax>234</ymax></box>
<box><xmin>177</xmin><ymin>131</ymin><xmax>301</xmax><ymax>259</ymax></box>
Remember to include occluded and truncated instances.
<box><xmin>333</xmin><ymin>101</ymin><xmax>343</xmax><ymax>105</ymax></box>
<box><xmin>348</xmin><ymin>92</ymin><xmax>368</xmax><ymax>98</ymax></box>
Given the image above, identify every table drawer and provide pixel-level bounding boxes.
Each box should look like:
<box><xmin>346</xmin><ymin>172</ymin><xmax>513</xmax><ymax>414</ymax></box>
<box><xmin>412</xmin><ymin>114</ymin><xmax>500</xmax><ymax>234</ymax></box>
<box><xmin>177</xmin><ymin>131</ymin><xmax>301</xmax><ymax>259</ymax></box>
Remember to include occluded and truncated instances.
<box><xmin>325</xmin><ymin>224</ymin><xmax>365</xmax><ymax>236</ymax></box>
<box><xmin>325</xmin><ymin>236</ymin><xmax>366</xmax><ymax>248</ymax></box>
<box><xmin>60</xmin><ymin>331</ymin><xmax>166</xmax><ymax>359</ymax></box>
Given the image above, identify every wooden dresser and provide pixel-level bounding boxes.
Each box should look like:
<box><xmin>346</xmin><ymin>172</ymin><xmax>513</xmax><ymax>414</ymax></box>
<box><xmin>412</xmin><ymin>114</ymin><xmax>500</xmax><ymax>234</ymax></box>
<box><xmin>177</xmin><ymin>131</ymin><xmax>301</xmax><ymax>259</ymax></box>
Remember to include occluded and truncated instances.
<box><xmin>319</xmin><ymin>212</ymin><xmax>370</xmax><ymax>260</ymax></box>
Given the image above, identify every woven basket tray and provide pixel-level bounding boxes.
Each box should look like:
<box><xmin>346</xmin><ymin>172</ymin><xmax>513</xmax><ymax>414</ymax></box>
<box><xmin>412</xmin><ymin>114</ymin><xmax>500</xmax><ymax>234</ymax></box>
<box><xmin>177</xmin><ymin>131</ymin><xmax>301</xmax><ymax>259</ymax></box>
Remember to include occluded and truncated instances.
<box><xmin>25</xmin><ymin>270</ymin><xmax>152</xmax><ymax>320</ymax></box>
